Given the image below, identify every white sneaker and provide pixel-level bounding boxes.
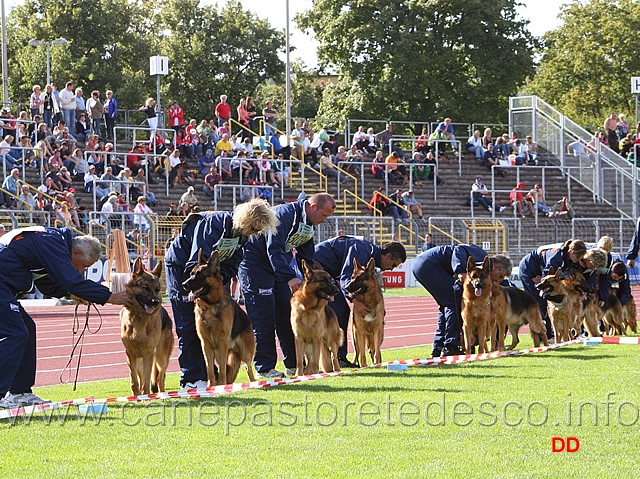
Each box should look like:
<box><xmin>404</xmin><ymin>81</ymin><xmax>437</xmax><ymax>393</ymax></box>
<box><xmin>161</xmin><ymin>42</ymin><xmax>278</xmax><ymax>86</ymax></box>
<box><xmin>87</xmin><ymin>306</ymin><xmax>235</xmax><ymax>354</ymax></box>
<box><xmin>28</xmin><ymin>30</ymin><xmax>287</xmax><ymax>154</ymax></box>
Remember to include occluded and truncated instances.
<box><xmin>284</xmin><ymin>368</ymin><xmax>297</xmax><ymax>377</ymax></box>
<box><xmin>499</xmin><ymin>206</ymin><xmax>506</xmax><ymax>212</ymax></box>
<box><xmin>6</xmin><ymin>392</ymin><xmax>51</xmax><ymax>406</ymax></box>
<box><xmin>183</xmin><ymin>380</ymin><xmax>208</xmax><ymax>389</ymax></box>
<box><xmin>0</xmin><ymin>397</ymin><xmax>19</xmax><ymax>409</ymax></box>
<box><xmin>488</xmin><ymin>207</ymin><xmax>493</xmax><ymax>212</ymax></box>
<box><xmin>255</xmin><ymin>369</ymin><xmax>285</xmax><ymax>379</ymax></box>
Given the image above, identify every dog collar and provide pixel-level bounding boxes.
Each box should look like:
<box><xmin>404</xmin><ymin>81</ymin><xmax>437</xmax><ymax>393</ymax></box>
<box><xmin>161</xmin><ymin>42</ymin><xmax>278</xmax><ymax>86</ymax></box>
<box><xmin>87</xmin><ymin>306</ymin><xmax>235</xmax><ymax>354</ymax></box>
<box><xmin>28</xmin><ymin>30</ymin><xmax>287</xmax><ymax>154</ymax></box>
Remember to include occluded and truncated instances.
<box><xmin>549</xmin><ymin>296</ymin><xmax>569</xmax><ymax>309</ymax></box>
<box><xmin>472</xmin><ymin>299</ymin><xmax>491</xmax><ymax>311</ymax></box>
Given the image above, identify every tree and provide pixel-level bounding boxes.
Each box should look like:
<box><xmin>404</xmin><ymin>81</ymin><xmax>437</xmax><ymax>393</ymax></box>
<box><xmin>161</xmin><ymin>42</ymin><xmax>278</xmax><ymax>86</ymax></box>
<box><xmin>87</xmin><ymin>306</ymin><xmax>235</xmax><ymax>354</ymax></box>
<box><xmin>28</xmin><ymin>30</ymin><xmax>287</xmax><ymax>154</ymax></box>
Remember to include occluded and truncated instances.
<box><xmin>524</xmin><ymin>0</ymin><xmax>640</xmax><ymax>127</ymax></box>
<box><xmin>6</xmin><ymin>0</ymin><xmax>155</xmax><ymax>111</ymax></box>
<box><xmin>297</xmin><ymin>0</ymin><xmax>535</xmax><ymax>131</ymax></box>
<box><xmin>156</xmin><ymin>0</ymin><xmax>285</xmax><ymax>120</ymax></box>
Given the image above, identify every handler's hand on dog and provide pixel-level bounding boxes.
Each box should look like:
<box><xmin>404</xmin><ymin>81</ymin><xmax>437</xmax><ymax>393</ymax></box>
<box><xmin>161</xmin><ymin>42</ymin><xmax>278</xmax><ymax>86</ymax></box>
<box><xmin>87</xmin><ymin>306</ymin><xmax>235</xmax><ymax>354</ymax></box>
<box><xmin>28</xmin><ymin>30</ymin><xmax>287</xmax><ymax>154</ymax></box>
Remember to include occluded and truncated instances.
<box><xmin>532</xmin><ymin>275</ymin><xmax>542</xmax><ymax>284</ymax></box>
<box><xmin>288</xmin><ymin>277</ymin><xmax>302</xmax><ymax>293</ymax></box>
<box><xmin>70</xmin><ymin>294</ymin><xmax>89</xmax><ymax>305</ymax></box>
<box><xmin>353</xmin><ymin>298</ymin><xmax>371</xmax><ymax>315</ymax></box>
<box><xmin>107</xmin><ymin>291</ymin><xmax>131</xmax><ymax>305</ymax></box>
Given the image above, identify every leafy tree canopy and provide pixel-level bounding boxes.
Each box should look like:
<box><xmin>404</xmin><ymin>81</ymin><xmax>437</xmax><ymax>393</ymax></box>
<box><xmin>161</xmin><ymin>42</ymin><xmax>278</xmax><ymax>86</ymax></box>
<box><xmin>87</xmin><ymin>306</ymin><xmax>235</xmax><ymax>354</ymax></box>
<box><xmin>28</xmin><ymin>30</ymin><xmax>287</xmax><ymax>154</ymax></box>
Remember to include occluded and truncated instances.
<box><xmin>524</xmin><ymin>0</ymin><xmax>640</xmax><ymax>127</ymax></box>
<box><xmin>297</xmin><ymin>0</ymin><xmax>536</xmax><ymax>130</ymax></box>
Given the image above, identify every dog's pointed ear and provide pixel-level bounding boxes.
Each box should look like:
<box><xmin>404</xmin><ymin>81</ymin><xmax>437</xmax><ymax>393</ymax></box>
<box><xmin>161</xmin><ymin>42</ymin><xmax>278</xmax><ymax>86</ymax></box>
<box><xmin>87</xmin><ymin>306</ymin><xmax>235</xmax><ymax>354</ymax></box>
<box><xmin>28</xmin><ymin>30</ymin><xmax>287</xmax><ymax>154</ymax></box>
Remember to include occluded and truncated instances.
<box><xmin>151</xmin><ymin>258</ymin><xmax>163</xmax><ymax>279</ymax></box>
<box><xmin>301</xmin><ymin>259</ymin><xmax>313</xmax><ymax>278</ymax></box>
<box><xmin>555</xmin><ymin>267</ymin><xmax>563</xmax><ymax>278</ymax></box>
<box><xmin>208</xmin><ymin>249</ymin><xmax>220</xmax><ymax>272</ymax></box>
<box><xmin>197</xmin><ymin>248</ymin><xmax>206</xmax><ymax>265</ymax></box>
<box><xmin>547</xmin><ymin>266</ymin><xmax>555</xmax><ymax>276</ymax></box>
<box><xmin>132</xmin><ymin>257</ymin><xmax>143</xmax><ymax>276</ymax></box>
<box><xmin>482</xmin><ymin>256</ymin><xmax>491</xmax><ymax>272</ymax></box>
<box><xmin>466</xmin><ymin>256</ymin><xmax>475</xmax><ymax>274</ymax></box>
<box><xmin>353</xmin><ymin>257</ymin><xmax>362</xmax><ymax>271</ymax></box>
<box><xmin>365</xmin><ymin>257</ymin><xmax>376</xmax><ymax>273</ymax></box>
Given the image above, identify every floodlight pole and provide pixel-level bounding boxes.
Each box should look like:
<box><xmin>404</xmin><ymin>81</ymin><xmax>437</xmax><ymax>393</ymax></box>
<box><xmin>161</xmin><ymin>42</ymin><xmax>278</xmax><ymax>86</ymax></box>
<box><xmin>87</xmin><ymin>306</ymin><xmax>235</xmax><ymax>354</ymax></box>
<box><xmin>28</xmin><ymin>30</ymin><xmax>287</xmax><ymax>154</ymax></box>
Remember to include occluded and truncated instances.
<box><xmin>1</xmin><ymin>0</ymin><xmax>8</xmax><ymax>103</ymax></box>
<box><xmin>285</xmin><ymin>0</ymin><xmax>291</xmax><ymax>137</ymax></box>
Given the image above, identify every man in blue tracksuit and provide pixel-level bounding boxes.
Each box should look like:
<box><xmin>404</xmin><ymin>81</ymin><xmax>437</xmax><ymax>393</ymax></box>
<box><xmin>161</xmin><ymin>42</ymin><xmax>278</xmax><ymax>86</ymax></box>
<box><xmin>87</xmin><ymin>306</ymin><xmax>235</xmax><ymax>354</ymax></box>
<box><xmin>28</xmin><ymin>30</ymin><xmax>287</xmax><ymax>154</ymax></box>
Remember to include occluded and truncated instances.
<box><xmin>165</xmin><ymin>199</ymin><xmax>277</xmax><ymax>388</ymax></box>
<box><xmin>519</xmin><ymin>239</ymin><xmax>587</xmax><ymax>339</ymax></box>
<box><xmin>412</xmin><ymin>244</ymin><xmax>510</xmax><ymax>357</ymax></box>
<box><xmin>626</xmin><ymin>217</ymin><xmax>640</xmax><ymax>270</ymax></box>
<box><xmin>238</xmin><ymin>193</ymin><xmax>336</xmax><ymax>379</ymax></box>
<box><xmin>0</xmin><ymin>227</ymin><xmax>129</xmax><ymax>409</ymax></box>
<box><xmin>314</xmin><ymin>236</ymin><xmax>407</xmax><ymax>367</ymax></box>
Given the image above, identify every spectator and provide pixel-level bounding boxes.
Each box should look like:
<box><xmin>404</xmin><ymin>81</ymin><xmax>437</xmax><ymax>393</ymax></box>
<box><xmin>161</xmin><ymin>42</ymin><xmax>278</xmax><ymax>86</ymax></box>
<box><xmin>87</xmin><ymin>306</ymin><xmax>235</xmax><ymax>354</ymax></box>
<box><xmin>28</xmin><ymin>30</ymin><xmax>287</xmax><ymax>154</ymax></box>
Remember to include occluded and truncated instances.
<box><xmin>214</xmin><ymin>133</ymin><xmax>233</xmax><ymax>157</ymax></box>
<box><xmin>167</xmin><ymin>149</ymin><xmax>183</xmax><ymax>187</ymax></box>
<box><xmin>376</xmin><ymin>123</ymin><xmax>404</xmax><ymax>158</ymax></box>
<box><xmin>75</xmin><ymin>112</ymin><xmax>91</xmax><ymax>143</ymax></box>
<box><xmin>237</xmin><ymin>98</ymin><xmax>250</xmax><ymax>138</ymax></box>
<box><xmin>198</xmin><ymin>149</ymin><xmax>216</xmax><ymax>175</ymax></box>
<box><xmin>55</xmin><ymin>128</ymin><xmax>76</xmax><ymax>149</ymax></box>
<box><xmin>75</xmin><ymin>87</ymin><xmax>85</xmax><ymax>116</ymax></box>
<box><xmin>40</xmin><ymin>84</ymin><xmax>57</xmax><ymax>128</ymax></box>
<box><xmin>510</xmin><ymin>182</ymin><xmax>532</xmax><ymax>217</ymax></box>
<box><xmin>34</xmin><ymin>189</ymin><xmax>51</xmax><ymax>212</ymax></box>
<box><xmin>167</xmin><ymin>101</ymin><xmax>184</xmax><ymax>132</ymax></box>
<box><xmin>242</xmin><ymin>136</ymin><xmax>254</xmax><ymax>157</ymax></box>
<box><xmin>604</xmin><ymin>112</ymin><xmax>619</xmax><ymax>153</ymax></box>
<box><xmin>618</xmin><ymin>114</ymin><xmax>630</xmax><ymax>139</ymax></box>
<box><xmin>291</xmin><ymin>121</ymin><xmax>305</xmax><ymax>162</ymax></box>
<box><xmin>29</xmin><ymin>85</ymin><xmax>43</xmax><ymax>119</ymax></box>
<box><xmin>303</xmin><ymin>131</ymin><xmax>319</xmax><ymax>167</ymax></box>
<box><xmin>178</xmin><ymin>186</ymin><xmax>198</xmax><ymax>215</ymax></box>
<box><xmin>344</xmin><ymin>144</ymin><xmax>363</xmax><ymax>174</ymax></box>
<box><xmin>139</xmin><ymin>98</ymin><xmax>157</xmax><ymax>134</ymax></box>
<box><xmin>188</xmin><ymin>127</ymin><xmax>203</xmax><ymax>158</ymax></box>
<box><xmin>256</xmin><ymin>155</ymin><xmax>276</xmax><ymax>185</ymax></box>
<box><xmin>549</xmin><ymin>197</ymin><xmax>575</xmax><ymax>220</ymax></box>
<box><xmin>126</xmin><ymin>143</ymin><xmax>145</xmax><ymax>175</ymax></box>
<box><xmin>526</xmin><ymin>184</ymin><xmax>550</xmax><ymax>216</ymax></box>
<box><xmin>466</xmin><ymin>130</ymin><xmax>483</xmax><ymax>159</ymax></box>
<box><xmin>229</xmin><ymin>134</ymin><xmax>244</xmax><ymax>154</ymax></box>
<box><xmin>482</xmin><ymin>143</ymin><xmax>500</xmax><ymax>171</ymax></box>
<box><xmin>84</xmin><ymin>165</ymin><xmax>109</xmax><ymax>198</ymax></box>
<box><xmin>422</xmin><ymin>233</ymin><xmax>436</xmax><ymax>251</ymax></box>
<box><xmin>103</xmin><ymin>90</ymin><xmax>117</xmax><ymax>141</ymax></box>
<box><xmin>525</xmin><ymin>136</ymin><xmax>538</xmax><ymax>165</ymax></box>
<box><xmin>402</xmin><ymin>190</ymin><xmax>423</xmax><ymax>219</ymax></box>
<box><xmin>217</xmin><ymin>121</ymin><xmax>230</xmax><ymax>138</ymax></box>
<box><xmin>513</xmin><ymin>139</ymin><xmax>528</xmax><ymax>165</ymax></box>
<box><xmin>215</xmin><ymin>94</ymin><xmax>231</xmax><ymax>127</ymax></box>
<box><xmin>86</xmin><ymin>90</ymin><xmax>104</xmax><ymax>137</ymax></box>
<box><xmin>471</xmin><ymin>176</ymin><xmax>505</xmax><ymax>213</ymax></box>
<box><xmin>385</xmin><ymin>151</ymin><xmax>406</xmax><ymax>185</ymax></box>
<box><xmin>352</xmin><ymin>125</ymin><xmax>369</xmax><ymax>150</ymax></box>
<box><xmin>481</xmin><ymin>128</ymin><xmax>493</xmax><ymax>152</ymax></box>
<box><xmin>262</xmin><ymin>100</ymin><xmax>277</xmax><ymax>137</ymax></box>
<box><xmin>437</xmin><ymin>118</ymin><xmax>456</xmax><ymax>151</ymax></box>
<box><xmin>620</xmin><ymin>133</ymin><xmax>635</xmax><ymax>159</ymax></box>
<box><xmin>0</xmin><ymin>135</ymin><xmax>20</xmax><ymax>167</ymax></box>
<box><xmin>133</xmin><ymin>196</ymin><xmax>153</xmax><ymax>233</ymax></box>
<box><xmin>371</xmin><ymin>150</ymin><xmax>386</xmax><ymax>180</ymax></box>
<box><xmin>216</xmin><ymin>151</ymin><xmax>233</xmax><ymax>181</ymax></box>
<box><xmin>166</xmin><ymin>201</ymin><xmax>180</xmax><ymax>216</ymax></box>
<box><xmin>57</xmin><ymin>166</ymin><xmax>73</xmax><ymax>191</ymax></box>
<box><xmin>64</xmin><ymin>191</ymin><xmax>81</xmax><ymax>228</ymax></box>
<box><xmin>17</xmin><ymin>135</ymin><xmax>35</xmax><ymax>166</ymax></box>
<box><xmin>100</xmin><ymin>194</ymin><xmax>118</xmax><ymax>228</ymax></box>
<box><xmin>416</xmin><ymin>128</ymin><xmax>430</xmax><ymax>155</ymax></box>
<box><xmin>134</xmin><ymin>168</ymin><xmax>157</xmax><ymax>206</ymax></box>
<box><xmin>268</xmin><ymin>131</ymin><xmax>291</xmax><ymax>159</ymax></box>
<box><xmin>494</xmin><ymin>136</ymin><xmax>510</xmax><ymax>159</ymax></box>
<box><xmin>428</xmin><ymin>127</ymin><xmax>448</xmax><ymax>158</ymax></box>
<box><xmin>319</xmin><ymin>149</ymin><xmax>347</xmax><ymax>181</ymax></box>
<box><xmin>389</xmin><ymin>189</ymin><xmax>409</xmax><ymax>222</ymax></box>
<box><xmin>369</xmin><ymin>190</ymin><xmax>390</xmax><ymax>214</ymax></box>
<box><xmin>272</xmin><ymin>153</ymin><xmax>290</xmax><ymax>188</ymax></box>
<box><xmin>202</xmin><ymin>166</ymin><xmax>222</xmax><ymax>199</ymax></box>
<box><xmin>59</xmin><ymin>81</ymin><xmax>76</xmax><ymax>136</ymax></box>
<box><xmin>318</xmin><ymin>124</ymin><xmax>337</xmax><ymax>155</ymax></box>
<box><xmin>567</xmin><ymin>137</ymin><xmax>594</xmax><ymax>163</ymax></box>
<box><xmin>16</xmin><ymin>184</ymin><xmax>35</xmax><ymax>210</ymax></box>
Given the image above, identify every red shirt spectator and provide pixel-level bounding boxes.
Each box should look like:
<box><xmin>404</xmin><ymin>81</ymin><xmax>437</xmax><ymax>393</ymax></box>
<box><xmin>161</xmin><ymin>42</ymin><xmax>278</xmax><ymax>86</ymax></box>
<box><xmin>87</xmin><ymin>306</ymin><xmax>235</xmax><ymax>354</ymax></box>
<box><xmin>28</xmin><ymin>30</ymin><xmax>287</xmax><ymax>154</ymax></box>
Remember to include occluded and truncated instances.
<box><xmin>168</xmin><ymin>101</ymin><xmax>184</xmax><ymax>129</ymax></box>
<box><xmin>215</xmin><ymin>95</ymin><xmax>231</xmax><ymax>123</ymax></box>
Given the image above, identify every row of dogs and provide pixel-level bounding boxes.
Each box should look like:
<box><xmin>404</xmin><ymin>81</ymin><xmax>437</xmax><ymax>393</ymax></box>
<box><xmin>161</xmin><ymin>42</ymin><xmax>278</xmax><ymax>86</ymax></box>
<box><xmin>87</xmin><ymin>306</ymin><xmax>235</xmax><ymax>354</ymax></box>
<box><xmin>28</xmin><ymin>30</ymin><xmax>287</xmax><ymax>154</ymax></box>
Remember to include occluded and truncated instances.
<box><xmin>118</xmin><ymin>252</ymin><xmax>386</xmax><ymax>395</ymax></box>
<box><xmin>461</xmin><ymin>258</ymin><xmax>638</xmax><ymax>355</ymax></box>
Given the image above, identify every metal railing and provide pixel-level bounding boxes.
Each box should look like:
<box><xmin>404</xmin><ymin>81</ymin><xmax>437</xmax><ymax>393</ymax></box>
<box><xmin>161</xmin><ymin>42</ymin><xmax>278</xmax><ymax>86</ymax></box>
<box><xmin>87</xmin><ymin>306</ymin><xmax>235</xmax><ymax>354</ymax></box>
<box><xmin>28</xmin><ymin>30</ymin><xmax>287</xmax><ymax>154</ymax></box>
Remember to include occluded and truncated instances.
<box><xmin>213</xmin><ymin>184</ymin><xmax>274</xmax><ymax>210</ymax></box>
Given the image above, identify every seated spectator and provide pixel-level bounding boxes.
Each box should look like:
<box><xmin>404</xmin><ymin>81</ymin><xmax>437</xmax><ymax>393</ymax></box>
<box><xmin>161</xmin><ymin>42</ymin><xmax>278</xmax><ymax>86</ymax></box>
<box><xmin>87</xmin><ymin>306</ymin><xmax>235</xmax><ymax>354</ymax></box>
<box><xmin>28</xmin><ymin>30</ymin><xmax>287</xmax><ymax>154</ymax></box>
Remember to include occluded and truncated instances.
<box><xmin>214</xmin><ymin>133</ymin><xmax>233</xmax><ymax>157</ymax></box>
<box><xmin>268</xmin><ymin>131</ymin><xmax>291</xmax><ymax>159</ymax></box>
<box><xmin>256</xmin><ymin>185</ymin><xmax>272</xmax><ymax>201</ymax></box>
<box><xmin>57</xmin><ymin>166</ymin><xmax>74</xmax><ymax>191</ymax></box>
<box><xmin>567</xmin><ymin>137</ymin><xmax>595</xmax><ymax>163</ymax></box>
<box><xmin>216</xmin><ymin>151</ymin><xmax>233</xmax><ymax>181</ymax></box>
<box><xmin>371</xmin><ymin>150</ymin><xmax>386</xmax><ymax>180</ymax></box>
<box><xmin>99</xmin><ymin>165</ymin><xmax>118</xmax><ymax>192</ymax></box>
<box><xmin>75</xmin><ymin>112</ymin><xmax>91</xmax><ymax>143</ymax></box>
<box><xmin>525</xmin><ymin>136</ymin><xmax>538</xmax><ymax>165</ymax></box>
<box><xmin>16</xmin><ymin>135</ymin><xmax>34</xmax><ymax>165</ymax></box>
<box><xmin>16</xmin><ymin>184</ymin><xmax>35</xmax><ymax>210</ymax></box>
<box><xmin>231</xmin><ymin>151</ymin><xmax>255</xmax><ymax>181</ymax></box>
<box><xmin>422</xmin><ymin>233</ymin><xmax>436</xmax><ymax>251</ymax></box>
<box><xmin>368</xmin><ymin>191</ymin><xmax>390</xmax><ymax>215</ymax></box>
<box><xmin>100</xmin><ymin>194</ymin><xmax>118</xmax><ymax>228</ymax></box>
<box><xmin>482</xmin><ymin>143</ymin><xmax>500</xmax><ymax>170</ymax></box>
<box><xmin>188</xmin><ymin>128</ymin><xmax>203</xmax><ymax>158</ymax></box>
<box><xmin>506</xmin><ymin>131</ymin><xmax>519</xmax><ymax>151</ymax></box>
<box><xmin>46</xmin><ymin>163</ymin><xmax>64</xmax><ymax>191</ymax></box>
<box><xmin>303</xmin><ymin>131</ymin><xmax>318</xmax><ymax>167</ymax></box>
<box><xmin>436</xmin><ymin>118</ymin><xmax>456</xmax><ymax>151</ymax></box>
<box><xmin>481</xmin><ymin>128</ymin><xmax>493</xmax><ymax>153</ymax></box>
<box><xmin>389</xmin><ymin>189</ymin><xmax>410</xmax><ymax>222</ymax></box>
<box><xmin>174</xmin><ymin>128</ymin><xmax>190</xmax><ymax>157</ymax></box>
<box><xmin>410</xmin><ymin>152</ymin><xmax>429</xmax><ymax>186</ymax></box>
<box><xmin>64</xmin><ymin>191</ymin><xmax>81</xmax><ymax>228</ymax></box>
<box><xmin>525</xmin><ymin>184</ymin><xmax>550</xmax><ymax>216</ymax></box>
<box><xmin>38</xmin><ymin>176</ymin><xmax>59</xmax><ymax>198</ymax></box>
<box><xmin>272</xmin><ymin>153</ymin><xmax>290</xmax><ymax>188</ymax></box>
<box><xmin>428</xmin><ymin>127</ymin><xmax>448</xmax><ymax>158</ymax></box>
<box><xmin>385</xmin><ymin>151</ymin><xmax>407</xmax><ymax>185</ymax></box>
<box><xmin>167</xmin><ymin>149</ymin><xmax>182</xmax><ymax>187</ymax></box>
<box><xmin>619</xmin><ymin>133</ymin><xmax>634</xmax><ymax>159</ymax></box>
<box><xmin>319</xmin><ymin>149</ymin><xmax>347</xmax><ymax>181</ymax></box>
<box><xmin>217</xmin><ymin>121</ymin><xmax>230</xmax><ymax>138</ymax></box>
<box><xmin>199</xmin><ymin>149</ymin><xmax>216</xmax><ymax>175</ymax></box>
<box><xmin>256</xmin><ymin>155</ymin><xmax>276</xmax><ymax>185</ymax></box>
<box><xmin>352</xmin><ymin>125</ymin><xmax>369</xmax><ymax>150</ymax></box>
<box><xmin>549</xmin><ymin>197</ymin><xmax>575</xmax><ymax>220</ymax></box>
<box><xmin>240</xmin><ymin>184</ymin><xmax>256</xmax><ymax>203</ymax></box>
<box><xmin>202</xmin><ymin>166</ymin><xmax>222</xmax><ymax>199</ymax></box>
<box><xmin>509</xmin><ymin>182</ymin><xmax>532</xmax><ymax>217</ymax></box>
<box><xmin>466</xmin><ymin>130</ymin><xmax>483</xmax><ymax>159</ymax></box>
<box><xmin>126</xmin><ymin>143</ymin><xmax>145</xmax><ymax>175</ymax></box>
<box><xmin>513</xmin><ymin>139</ymin><xmax>527</xmax><ymax>165</ymax></box>
<box><xmin>207</xmin><ymin>120</ymin><xmax>220</xmax><ymax>146</ymax></box>
<box><xmin>366</xmin><ymin>128</ymin><xmax>377</xmax><ymax>153</ymax></box>
<box><xmin>166</xmin><ymin>201</ymin><xmax>180</xmax><ymax>216</ymax></box>
<box><xmin>470</xmin><ymin>175</ymin><xmax>504</xmax><ymax>213</ymax></box>
<box><xmin>55</xmin><ymin>127</ymin><xmax>76</xmax><ymax>148</ymax></box>
<box><xmin>84</xmin><ymin>165</ymin><xmax>109</xmax><ymax>198</ymax></box>
<box><xmin>344</xmin><ymin>144</ymin><xmax>363</xmax><ymax>175</ymax></box>
<box><xmin>242</xmin><ymin>137</ymin><xmax>254</xmax><ymax>157</ymax></box>
<box><xmin>133</xmin><ymin>195</ymin><xmax>153</xmax><ymax>233</ymax></box>
<box><xmin>133</xmin><ymin>168</ymin><xmax>157</xmax><ymax>207</ymax></box>
<box><xmin>494</xmin><ymin>136</ymin><xmax>510</xmax><ymax>159</ymax></box>
<box><xmin>416</xmin><ymin>128</ymin><xmax>431</xmax><ymax>155</ymax></box>
<box><xmin>402</xmin><ymin>190</ymin><xmax>423</xmax><ymax>219</ymax></box>
<box><xmin>229</xmin><ymin>134</ymin><xmax>243</xmax><ymax>154</ymax></box>
<box><xmin>178</xmin><ymin>186</ymin><xmax>198</xmax><ymax>215</ymax></box>
<box><xmin>318</xmin><ymin>124</ymin><xmax>337</xmax><ymax>155</ymax></box>
<box><xmin>34</xmin><ymin>189</ymin><xmax>51</xmax><ymax>212</ymax></box>
<box><xmin>0</xmin><ymin>135</ymin><xmax>20</xmax><ymax>167</ymax></box>
<box><xmin>148</xmin><ymin>131</ymin><xmax>167</xmax><ymax>155</ymax></box>
<box><xmin>376</xmin><ymin>123</ymin><xmax>404</xmax><ymax>158</ymax></box>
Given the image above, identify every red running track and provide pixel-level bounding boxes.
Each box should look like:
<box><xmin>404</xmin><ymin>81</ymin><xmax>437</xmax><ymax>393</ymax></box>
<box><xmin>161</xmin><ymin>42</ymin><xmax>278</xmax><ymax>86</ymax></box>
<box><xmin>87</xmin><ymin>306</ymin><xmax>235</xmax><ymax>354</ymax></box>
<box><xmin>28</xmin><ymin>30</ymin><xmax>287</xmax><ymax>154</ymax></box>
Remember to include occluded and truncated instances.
<box><xmin>27</xmin><ymin>296</ymin><xmax>440</xmax><ymax>388</ymax></box>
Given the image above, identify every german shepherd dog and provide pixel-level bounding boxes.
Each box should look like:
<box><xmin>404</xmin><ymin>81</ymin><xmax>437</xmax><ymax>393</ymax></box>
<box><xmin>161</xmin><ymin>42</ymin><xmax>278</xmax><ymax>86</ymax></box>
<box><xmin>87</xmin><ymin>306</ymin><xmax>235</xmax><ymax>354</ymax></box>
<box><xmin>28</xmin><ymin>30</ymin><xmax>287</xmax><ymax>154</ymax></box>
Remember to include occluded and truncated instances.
<box><xmin>578</xmin><ymin>291</ymin><xmax>602</xmax><ymax>337</ymax></box>
<box><xmin>599</xmin><ymin>293</ymin><xmax>625</xmax><ymax>336</ymax></box>
<box><xmin>461</xmin><ymin>256</ymin><xmax>493</xmax><ymax>354</ymax></box>
<box><xmin>120</xmin><ymin>258</ymin><xmax>174</xmax><ymax>395</ymax></box>
<box><xmin>290</xmin><ymin>261</ymin><xmax>343</xmax><ymax>376</ymax></box>
<box><xmin>622</xmin><ymin>296</ymin><xmax>638</xmax><ymax>334</ymax></box>
<box><xmin>537</xmin><ymin>267</ymin><xmax>587</xmax><ymax>343</ymax></box>
<box><xmin>182</xmin><ymin>249</ymin><xmax>256</xmax><ymax>386</ymax></box>
<box><xmin>345</xmin><ymin>257</ymin><xmax>385</xmax><ymax>367</ymax></box>
<box><xmin>490</xmin><ymin>281</ymin><xmax>549</xmax><ymax>351</ymax></box>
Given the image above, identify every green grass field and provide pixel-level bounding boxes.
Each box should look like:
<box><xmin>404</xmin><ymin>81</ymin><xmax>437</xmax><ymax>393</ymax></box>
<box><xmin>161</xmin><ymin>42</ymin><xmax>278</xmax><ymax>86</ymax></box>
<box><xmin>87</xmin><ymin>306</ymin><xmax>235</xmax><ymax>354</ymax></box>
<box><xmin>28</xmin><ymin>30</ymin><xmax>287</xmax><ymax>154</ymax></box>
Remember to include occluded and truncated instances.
<box><xmin>1</xmin><ymin>335</ymin><xmax>639</xmax><ymax>478</ymax></box>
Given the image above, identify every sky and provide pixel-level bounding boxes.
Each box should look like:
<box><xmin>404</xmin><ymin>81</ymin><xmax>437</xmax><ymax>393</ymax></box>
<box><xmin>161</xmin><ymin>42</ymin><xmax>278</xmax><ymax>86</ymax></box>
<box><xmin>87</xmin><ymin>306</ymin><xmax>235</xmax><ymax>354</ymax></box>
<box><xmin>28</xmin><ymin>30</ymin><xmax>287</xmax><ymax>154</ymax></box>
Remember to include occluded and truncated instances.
<box><xmin>3</xmin><ymin>0</ymin><xmax>564</xmax><ymax>68</ymax></box>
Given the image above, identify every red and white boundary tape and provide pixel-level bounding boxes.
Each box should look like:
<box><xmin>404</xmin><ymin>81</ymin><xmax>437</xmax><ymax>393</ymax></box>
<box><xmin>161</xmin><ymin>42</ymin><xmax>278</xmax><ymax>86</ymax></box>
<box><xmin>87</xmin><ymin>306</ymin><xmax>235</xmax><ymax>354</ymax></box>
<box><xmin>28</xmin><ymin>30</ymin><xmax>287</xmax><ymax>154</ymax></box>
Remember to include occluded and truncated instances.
<box><xmin>0</xmin><ymin>336</ymin><xmax>627</xmax><ymax>420</ymax></box>
<box><xmin>587</xmin><ymin>336</ymin><xmax>640</xmax><ymax>344</ymax></box>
